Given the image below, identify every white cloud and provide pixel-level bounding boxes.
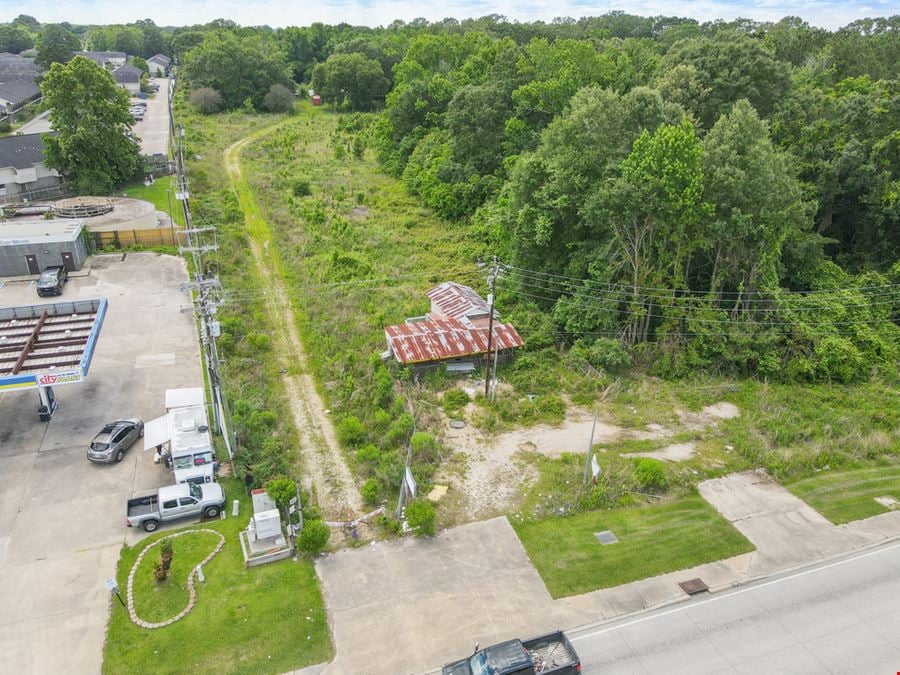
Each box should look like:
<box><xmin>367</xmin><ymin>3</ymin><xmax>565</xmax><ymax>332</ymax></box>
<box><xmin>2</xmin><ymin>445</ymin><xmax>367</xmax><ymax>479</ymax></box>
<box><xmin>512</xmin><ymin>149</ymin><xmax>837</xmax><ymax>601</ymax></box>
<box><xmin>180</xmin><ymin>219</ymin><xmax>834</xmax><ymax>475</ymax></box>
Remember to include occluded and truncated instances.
<box><xmin>6</xmin><ymin>0</ymin><xmax>894</xmax><ymax>30</ymax></box>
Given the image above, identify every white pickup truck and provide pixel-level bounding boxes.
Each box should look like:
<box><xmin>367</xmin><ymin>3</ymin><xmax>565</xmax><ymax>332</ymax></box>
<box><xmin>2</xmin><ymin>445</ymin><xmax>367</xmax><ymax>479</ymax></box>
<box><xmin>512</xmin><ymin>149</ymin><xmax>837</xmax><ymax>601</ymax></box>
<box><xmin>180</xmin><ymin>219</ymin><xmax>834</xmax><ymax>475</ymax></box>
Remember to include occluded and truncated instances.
<box><xmin>126</xmin><ymin>482</ymin><xmax>225</xmax><ymax>532</ymax></box>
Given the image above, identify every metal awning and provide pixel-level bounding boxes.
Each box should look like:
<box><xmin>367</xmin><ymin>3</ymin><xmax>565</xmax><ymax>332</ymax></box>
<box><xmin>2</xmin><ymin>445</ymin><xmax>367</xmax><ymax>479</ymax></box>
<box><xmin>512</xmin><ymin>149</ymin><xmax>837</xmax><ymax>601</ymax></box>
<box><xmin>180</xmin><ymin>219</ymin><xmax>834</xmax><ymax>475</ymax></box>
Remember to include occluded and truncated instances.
<box><xmin>143</xmin><ymin>414</ymin><xmax>170</xmax><ymax>450</ymax></box>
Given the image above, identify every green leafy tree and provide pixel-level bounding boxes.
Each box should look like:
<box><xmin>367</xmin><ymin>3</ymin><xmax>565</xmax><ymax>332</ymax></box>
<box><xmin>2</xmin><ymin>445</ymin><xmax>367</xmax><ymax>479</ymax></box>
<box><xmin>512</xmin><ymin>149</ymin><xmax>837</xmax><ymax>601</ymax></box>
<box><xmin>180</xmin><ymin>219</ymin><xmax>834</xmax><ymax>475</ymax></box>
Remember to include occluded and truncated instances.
<box><xmin>12</xmin><ymin>15</ymin><xmax>40</xmax><ymax>31</ymax></box>
<box><xmin>0</xmin><ymin>25</ymin><xmax>34</xmax><ymax>54</ymax></box>
<box><xmin>182</xmin><ymin>31</ymin><xmax>292</xmax><ymax>110</ymax></box>
<box><xmin>35</xmin><ymin>24</ymin><xmax>81</xmax><ymax>69</ymax></box>
<box><xmin>262</xmin><ymin>83</ymin><xmax>295</xmax><ymax>113</ymax></box>
<box><xmin>112</xmin><ymin>27</ymin><xmax>142</xmax><ymax>56</ymax></box>
<box><xmin>311</xmin><ymin>52</ymin><xmax>388</xmax><ymax>111</ymax></box>
<box><xmin>188</xmin><ymin>87</ymin><xmax>223</xmax><ymax>114</ymax></box>
<box><xmin>702</xmin><ymin>99</ymin><xmax>814</xmax><ymax>299</ymax></box>
<box><xmin>660</xmin><ymin>34</ymin><xmax>790</xmax><ymax>127</ymax></box>
<box><xmin>136</xmin><ymin>18</ymin><xmax>167</xmax><ymax>58</ymax></box>
<box><xmin>41</xmin><ymin>56</ymin><xmax>140</xmax><ymax>195</ymax></box>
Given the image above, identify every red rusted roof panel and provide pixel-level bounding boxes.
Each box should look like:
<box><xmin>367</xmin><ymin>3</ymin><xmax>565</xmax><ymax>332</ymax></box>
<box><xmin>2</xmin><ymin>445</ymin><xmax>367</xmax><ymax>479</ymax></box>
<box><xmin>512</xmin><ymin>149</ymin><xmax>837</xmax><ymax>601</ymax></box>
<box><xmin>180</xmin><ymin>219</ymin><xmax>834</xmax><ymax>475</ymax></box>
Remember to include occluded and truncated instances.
<box><xmin>426</xmin><ymin>282</ymin><xmax>495</xmax><ymax>323</ymax></box>
<box><xmin>384</xmin><ymin>317</ymin><xmax>523</xmax><ymax>365</ymax></box>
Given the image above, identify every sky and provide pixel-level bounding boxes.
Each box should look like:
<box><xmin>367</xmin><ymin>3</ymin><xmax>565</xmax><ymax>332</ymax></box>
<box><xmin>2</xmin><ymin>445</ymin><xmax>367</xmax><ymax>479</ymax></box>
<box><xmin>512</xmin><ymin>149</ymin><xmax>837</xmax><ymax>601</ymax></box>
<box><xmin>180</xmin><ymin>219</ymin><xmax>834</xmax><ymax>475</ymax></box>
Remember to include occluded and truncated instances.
<box><xmin>3</xmin><ymin>0</ymin><xmax>898</xmax><ymax>30</ymax></box>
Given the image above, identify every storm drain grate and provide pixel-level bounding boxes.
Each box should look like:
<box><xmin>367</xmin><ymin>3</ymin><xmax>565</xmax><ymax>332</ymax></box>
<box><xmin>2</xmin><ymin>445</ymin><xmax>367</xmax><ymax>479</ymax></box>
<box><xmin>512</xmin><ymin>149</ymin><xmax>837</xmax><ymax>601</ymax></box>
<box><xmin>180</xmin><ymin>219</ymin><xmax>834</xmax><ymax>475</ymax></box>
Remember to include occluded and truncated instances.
<box><xmin>678</xmin><ymin>578</ymin><xmax>709</xmax><ymax>595</ymax></box>
<box><xmin>594</xmin><ymin>530</ymin><xmax>618</xmax><ymax>545</ymax></box>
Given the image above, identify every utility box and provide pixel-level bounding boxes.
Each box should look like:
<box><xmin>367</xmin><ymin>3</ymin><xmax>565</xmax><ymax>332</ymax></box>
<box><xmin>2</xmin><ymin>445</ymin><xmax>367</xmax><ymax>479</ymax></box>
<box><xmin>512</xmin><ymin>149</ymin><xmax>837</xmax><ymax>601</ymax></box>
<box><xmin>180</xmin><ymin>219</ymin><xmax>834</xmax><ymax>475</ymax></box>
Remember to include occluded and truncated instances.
<box><xmin>253</xmin><ymin>509</ymin><xmax>281</xmax><ymax>540</ymax></box>
<box><xmin>311</xmin><ymin>94</ymin><xmax>321</xmax><ymax>106</ymax></box>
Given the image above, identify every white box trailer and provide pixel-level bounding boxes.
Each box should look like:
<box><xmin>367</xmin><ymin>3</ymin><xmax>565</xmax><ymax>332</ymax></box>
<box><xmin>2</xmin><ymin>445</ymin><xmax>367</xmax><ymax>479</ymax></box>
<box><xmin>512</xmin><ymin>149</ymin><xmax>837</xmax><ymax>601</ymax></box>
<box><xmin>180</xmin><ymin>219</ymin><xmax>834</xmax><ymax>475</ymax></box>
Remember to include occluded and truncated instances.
<box><xmin>144</xmin><ymin>388</ymin><xmax>217</xmax><ymax>484</ymax></box>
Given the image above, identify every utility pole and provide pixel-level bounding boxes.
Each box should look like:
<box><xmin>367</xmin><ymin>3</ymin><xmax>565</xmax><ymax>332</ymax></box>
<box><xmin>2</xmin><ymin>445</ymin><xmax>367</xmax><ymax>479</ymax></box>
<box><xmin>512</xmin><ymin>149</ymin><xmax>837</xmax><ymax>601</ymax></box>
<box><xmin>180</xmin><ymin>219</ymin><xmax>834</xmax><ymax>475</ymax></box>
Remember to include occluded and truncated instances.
<box><xmin>171</xmin><ymin>109</ymin><xmax>235</xmax><ymax>466</ymax></box>
<box><xmin>483</xmin><ymin>256</ymin><xmax>498</xmax><ymax>398</ymax></box>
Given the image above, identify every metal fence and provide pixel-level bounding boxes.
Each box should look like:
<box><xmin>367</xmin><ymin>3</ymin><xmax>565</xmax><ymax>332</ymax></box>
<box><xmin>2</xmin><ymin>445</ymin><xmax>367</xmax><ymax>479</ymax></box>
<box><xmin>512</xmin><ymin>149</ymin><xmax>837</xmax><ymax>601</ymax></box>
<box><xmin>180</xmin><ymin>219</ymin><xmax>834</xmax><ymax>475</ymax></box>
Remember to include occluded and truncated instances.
<box><xmin>0</xmin><ymin>182</ymin><xmax>70</xmax><ymax>206</ymax></box>
<box><xmin>88</xmin><ymin>228</ymin><xmax>182</xmax><ymax>250</ymax></box>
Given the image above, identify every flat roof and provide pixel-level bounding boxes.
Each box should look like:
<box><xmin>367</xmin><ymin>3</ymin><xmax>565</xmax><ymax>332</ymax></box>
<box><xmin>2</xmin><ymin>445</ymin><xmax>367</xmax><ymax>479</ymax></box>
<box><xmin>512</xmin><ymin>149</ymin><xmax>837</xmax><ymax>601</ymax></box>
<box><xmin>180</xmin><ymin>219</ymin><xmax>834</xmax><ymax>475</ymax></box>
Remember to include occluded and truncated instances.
<box><xmin>0</xmin><ymin>298</ymin><xmax>106</xmax><ymax>390</ymax></box>
<box><xmin>0</xmin><ymin>219</ymin><xmax>84</xmax><ymax>246</ymax></box>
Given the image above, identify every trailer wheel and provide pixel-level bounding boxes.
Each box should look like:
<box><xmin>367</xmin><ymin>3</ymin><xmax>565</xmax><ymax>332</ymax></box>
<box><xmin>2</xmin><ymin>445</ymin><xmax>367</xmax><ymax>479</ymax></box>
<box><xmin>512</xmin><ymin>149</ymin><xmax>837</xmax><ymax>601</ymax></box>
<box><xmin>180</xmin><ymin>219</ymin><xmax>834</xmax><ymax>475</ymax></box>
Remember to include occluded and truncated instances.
<box><xmin>204</xmin><ymin>506</ymin><xmax>220</xmax><ymax>519</ymax></box>
<box><xmin>143</xmin><ymin>519</ymin><xmax>159</xmax><ymax>532</ymax></box>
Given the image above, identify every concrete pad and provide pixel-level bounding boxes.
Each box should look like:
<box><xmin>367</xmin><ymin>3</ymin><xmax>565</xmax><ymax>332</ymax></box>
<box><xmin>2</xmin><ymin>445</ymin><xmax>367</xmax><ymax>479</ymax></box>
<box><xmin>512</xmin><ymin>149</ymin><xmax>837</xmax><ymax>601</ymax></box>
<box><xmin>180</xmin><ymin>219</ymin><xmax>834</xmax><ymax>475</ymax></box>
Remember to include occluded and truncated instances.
<box><xmin>0</xmin><ymin>253</ymin><xmax>202</xmax><ymax>674</ymax></box>
<box><xmin>317</xmin><ymin>518</ymin><xmax>569</xmax><ymax>675</ymax></box>
<box><xmin>698</xmin><ymin>471</ymin><xmax>879</xmax><ymax>571</ymax></box>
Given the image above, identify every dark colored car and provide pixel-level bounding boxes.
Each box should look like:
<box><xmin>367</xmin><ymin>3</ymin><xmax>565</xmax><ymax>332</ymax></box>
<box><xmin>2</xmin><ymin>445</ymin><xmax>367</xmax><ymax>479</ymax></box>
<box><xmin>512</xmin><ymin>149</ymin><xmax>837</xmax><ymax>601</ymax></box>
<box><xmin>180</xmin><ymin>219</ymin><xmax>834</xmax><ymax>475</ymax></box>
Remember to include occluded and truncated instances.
<box><xmin>36</xmin><ymin>265</ymin><xmax>68</xmax><ymax>297</ymax></box>
<box><xmin>87</xmin><ymin>419</ymin><xmax>144</xmax><ymax>463</ymax></box>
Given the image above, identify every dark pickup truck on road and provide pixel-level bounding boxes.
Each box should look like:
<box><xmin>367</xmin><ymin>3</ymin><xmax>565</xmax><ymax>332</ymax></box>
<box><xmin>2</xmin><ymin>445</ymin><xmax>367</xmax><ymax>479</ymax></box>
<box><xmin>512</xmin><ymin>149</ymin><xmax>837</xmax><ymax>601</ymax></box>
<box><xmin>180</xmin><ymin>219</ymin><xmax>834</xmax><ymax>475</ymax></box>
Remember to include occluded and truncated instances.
<box><xmin>443</xmin><ymin>631</ymin><xmax>580</xmax><ymax>675</ymax></box>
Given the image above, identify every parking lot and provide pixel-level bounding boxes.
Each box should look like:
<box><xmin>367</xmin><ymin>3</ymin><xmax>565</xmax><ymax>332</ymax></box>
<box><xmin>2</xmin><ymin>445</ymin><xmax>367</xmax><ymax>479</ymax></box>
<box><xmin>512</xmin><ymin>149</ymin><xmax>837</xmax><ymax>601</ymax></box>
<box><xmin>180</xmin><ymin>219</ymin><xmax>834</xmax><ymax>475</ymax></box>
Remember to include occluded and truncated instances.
<box><xmin>134</xmin><ymin>76</ymin><xmax>170</xmax><ymax>157</ymax></box>
<box><xmin>0</xmin><ymin>253</ymin><xmax>202</xmax><ymax>673</ymax></box>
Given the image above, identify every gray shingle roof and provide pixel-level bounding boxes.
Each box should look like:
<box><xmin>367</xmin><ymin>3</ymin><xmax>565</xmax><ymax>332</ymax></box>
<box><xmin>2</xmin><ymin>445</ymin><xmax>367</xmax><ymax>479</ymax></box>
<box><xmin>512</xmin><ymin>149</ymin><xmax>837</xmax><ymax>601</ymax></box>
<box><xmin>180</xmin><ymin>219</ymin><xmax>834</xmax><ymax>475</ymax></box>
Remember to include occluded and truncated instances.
<box><xmin>113</xmin><ymin>63</ymin><xmax>142</xmax><ymax>83</ymax></box>
<box><xmin>148</xmin><ymin>54</ymin><xmax>171</xmax><ymax>66</ymax></box>
<box><xmin>0</xmin><ymin>133</ymin><xmax>53</xmax><ymax>170</ymax></box>
<box><xmin>0</xmin><ymin>80</ymin><xmax>40</xmax><ymax>107</ymax></box>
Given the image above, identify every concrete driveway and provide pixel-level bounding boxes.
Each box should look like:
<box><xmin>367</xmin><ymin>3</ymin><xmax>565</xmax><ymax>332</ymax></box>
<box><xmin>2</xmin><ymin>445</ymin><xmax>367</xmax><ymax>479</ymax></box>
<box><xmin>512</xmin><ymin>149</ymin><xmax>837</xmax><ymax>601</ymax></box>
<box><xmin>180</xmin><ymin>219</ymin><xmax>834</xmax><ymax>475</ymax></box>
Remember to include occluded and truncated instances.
<box><xmin>134</xmin><ymin>77</ymin><xmax>170</xmax><ymax>157</ymax></box>
<box><xmin>0</xmin><ymin>253</ymin><xmax>201</xmax><ymax>673</ymax></box>
<box><xmin>316</xmin><ymin>518</ymin><xmax>578</xmax><ymax>675</ymax></box>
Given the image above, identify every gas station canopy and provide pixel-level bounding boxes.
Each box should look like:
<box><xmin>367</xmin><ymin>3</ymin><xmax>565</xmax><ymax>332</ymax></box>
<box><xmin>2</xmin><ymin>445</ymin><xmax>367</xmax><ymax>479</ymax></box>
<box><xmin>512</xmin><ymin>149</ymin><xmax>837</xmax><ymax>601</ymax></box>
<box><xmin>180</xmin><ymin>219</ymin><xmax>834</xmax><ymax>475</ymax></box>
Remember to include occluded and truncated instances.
<box><xmin>0</xmin><ymin>298</ymin><xmax>107</xmax><ymax>391</ymax></box>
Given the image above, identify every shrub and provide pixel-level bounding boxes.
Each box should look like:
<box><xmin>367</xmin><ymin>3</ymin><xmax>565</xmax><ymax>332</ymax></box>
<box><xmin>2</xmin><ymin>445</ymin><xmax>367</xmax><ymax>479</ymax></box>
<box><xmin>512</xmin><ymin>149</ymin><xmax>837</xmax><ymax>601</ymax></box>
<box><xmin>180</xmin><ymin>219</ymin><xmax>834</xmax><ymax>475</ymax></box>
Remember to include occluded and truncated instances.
<box><xmin>361</xmin><ymin>478</ymin><xmax>380</xmax><ymax>506</ymax></box>
<box><xmin>263</xmin><ymin>83</ymin><xmax>296</xmax><ymax>113</ymax></box>
<box><xmin>265</xmin><ymin>476</ymin><xmax>296</xmax><ymax>508</ymax></box>
<box><xmin>298</xmin><ymin>520</ymin><xmax>330</xmax><ymax>555</ymax></box>
<box><xmin>442</xmin><ymin>388</ymin><xmax>470</xmax><ymax>415</ymax></box>
<box><xmin>356</xmin><ymin>443</ymin><xmax>380</xmax><ymax>463</ymax></box>
<box><xmin>405</xmin><ymin>499</ymin><xmax>436</xmax><ymax>536</ymax></box>
<box><xmin>246</xmin><ymin>333</ymin><xmax>271</xmax><ymax>352</ymax></box>
<box><xmin>188</xmin><ymin>87</ymin><xmax>224</xmax><ymax>114</ymax></box>
<box><xmin>633</xmin><ymin>458</ymin><xmax>668</xmax><ymax>492</ymax></box>
<box><xmin>411</xmin><ymin>431</ymin><xmax>440</xmax><ymax>464</ymax></box>
<box><xmin>292</xmin><ymin>179</ymin><xmax>311</xmax><ymax>197</ymax></box>
<box><xmin>337</xmin><ymin>415</ymin><xmax>366</xmax><ymax>447</ymax></box>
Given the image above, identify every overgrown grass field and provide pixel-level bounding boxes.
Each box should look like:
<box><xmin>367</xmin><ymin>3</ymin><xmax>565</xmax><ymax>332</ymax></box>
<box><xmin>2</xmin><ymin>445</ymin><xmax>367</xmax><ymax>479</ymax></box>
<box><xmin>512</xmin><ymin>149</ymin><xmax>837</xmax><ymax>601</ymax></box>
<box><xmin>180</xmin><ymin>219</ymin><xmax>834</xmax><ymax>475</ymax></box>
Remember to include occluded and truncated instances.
<box><xmin>103</xmin><ymin>479</ymin><xmax>331</xmax><ymax>674</ymax></box>
<box><xmin>512</xmin><ymin>493</ymin><xmax>754</xmax><ymax>597</ymax></box>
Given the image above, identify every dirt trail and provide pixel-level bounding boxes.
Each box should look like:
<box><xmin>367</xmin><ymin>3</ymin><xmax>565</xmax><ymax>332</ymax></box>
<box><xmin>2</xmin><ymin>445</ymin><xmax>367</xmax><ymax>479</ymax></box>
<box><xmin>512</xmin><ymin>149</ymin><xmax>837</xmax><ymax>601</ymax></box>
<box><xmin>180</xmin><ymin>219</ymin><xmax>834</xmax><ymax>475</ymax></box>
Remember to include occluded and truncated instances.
<box><xmin>224</xmin><ymin>129</ymin><xmax>362</xmax><ymax>520</ymax></box>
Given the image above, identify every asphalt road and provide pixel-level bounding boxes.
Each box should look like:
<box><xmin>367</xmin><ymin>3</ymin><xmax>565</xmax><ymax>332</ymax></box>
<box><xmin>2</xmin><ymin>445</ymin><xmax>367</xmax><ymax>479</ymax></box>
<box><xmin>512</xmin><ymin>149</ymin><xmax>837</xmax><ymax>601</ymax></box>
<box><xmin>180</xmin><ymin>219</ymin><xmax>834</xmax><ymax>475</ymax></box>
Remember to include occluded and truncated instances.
<box><xmin>571</xmin><ymin>541</ymin><xmax>900</xmax><ymax>674</ymax></box>
<box><xmin>135</xmin><ymin>76</ymin><xmax>170</xmax><ymax>156</ymax></box>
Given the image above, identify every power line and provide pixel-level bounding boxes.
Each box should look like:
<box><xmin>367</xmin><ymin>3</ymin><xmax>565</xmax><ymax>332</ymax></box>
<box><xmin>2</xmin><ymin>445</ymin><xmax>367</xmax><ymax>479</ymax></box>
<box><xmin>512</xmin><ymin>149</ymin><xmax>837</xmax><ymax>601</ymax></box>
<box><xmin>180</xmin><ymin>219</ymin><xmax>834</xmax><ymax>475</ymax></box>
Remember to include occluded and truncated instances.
<box><xmin>498</xmin><ymin>285</ymin><xmax>899</xmax><ymax>328</ymax></box>
<box><xmin>499</xmin><ymin>262</ymin><xmax>900</xmax><ymax>298</ymax></box>
<box><xmin>501</xmin><ymin>274</ymin><xmax>900</xmax><ymax>314</ymax></box>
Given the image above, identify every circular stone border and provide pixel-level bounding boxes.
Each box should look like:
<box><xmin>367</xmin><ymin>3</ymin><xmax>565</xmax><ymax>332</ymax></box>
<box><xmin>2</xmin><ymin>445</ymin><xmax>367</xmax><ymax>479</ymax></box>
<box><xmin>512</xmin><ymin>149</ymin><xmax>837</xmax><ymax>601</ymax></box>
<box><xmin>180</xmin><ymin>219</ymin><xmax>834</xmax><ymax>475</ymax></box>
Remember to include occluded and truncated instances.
<box><xmin>126</xmin><ymin>528</ymin><xmax>225</xmax><ymax>629</ymax></box>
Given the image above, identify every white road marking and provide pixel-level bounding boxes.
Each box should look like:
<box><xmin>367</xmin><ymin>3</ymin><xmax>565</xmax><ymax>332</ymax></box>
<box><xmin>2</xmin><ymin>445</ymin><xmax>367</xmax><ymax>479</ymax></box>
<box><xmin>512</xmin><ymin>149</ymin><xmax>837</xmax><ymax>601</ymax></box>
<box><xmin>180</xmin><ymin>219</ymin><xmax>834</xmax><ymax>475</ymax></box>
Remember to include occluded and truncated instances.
<box><xmin>570</xmin><ymin>540</ymin><xmax>900</xmax><ymax>642</ymax></box>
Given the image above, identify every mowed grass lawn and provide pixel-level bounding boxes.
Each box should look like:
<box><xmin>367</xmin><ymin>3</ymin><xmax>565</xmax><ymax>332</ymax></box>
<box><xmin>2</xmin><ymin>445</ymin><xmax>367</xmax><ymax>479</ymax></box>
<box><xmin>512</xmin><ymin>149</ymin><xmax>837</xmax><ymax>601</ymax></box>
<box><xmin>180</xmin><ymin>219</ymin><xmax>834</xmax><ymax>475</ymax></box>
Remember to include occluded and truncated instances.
<box><xmin>787</xmin><ymin>464</ymin><xmax>900</xmax><ymax>524</ymax></box>
<box><xmin>103</xmin><ymin>478</ymin><xmax>332</xmax><ymax>675</ymax></box>
<box><xmin>122</xmin><ymin>175</ymin><xmax>185</xmax><ymax>226</ymax></box>
<box><xmin>513</xmin><ymin>494</ymin><xmax>754</xmax><ymax>598</ymax></box>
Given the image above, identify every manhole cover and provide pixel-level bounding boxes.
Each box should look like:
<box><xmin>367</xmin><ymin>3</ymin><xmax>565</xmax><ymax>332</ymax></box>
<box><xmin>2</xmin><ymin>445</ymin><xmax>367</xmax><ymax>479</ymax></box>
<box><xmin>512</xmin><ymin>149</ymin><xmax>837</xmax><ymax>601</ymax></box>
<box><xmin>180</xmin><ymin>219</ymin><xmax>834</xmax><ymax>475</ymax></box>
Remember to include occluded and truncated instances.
<box><xmin>594</xmin><ymin>530</ymin><xmax>617</xmax><ymax>545</ymax></box>
<box><xmin>449</xmin><ymin>420</ymin><xmax>467</xmax><ymax>429</ymax></box>
<box><xmin>678</xmin><ymin>578</ymin><xmax>709</xmax><ymax>595</ymax></box>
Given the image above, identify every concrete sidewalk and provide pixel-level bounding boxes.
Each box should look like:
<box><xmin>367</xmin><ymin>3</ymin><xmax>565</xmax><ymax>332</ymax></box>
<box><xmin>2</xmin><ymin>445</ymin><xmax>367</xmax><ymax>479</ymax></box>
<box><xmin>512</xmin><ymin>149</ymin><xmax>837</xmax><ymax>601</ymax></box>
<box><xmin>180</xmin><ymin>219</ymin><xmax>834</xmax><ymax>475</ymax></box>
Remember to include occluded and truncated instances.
<box><xmin>313</xmin><ymin>471</ymin><xmax>900</xmax><ymax>675</ymax></box>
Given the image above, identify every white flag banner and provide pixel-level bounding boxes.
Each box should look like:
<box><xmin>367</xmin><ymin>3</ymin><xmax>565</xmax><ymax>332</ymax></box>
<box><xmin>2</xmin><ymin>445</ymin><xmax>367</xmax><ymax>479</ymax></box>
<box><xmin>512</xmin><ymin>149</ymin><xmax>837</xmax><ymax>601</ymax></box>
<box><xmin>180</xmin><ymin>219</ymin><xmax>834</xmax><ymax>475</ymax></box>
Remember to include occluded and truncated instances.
<box><xmin>591</xmin><ymin>454</ymin><xmax>601</xmax><ymax>478</ymax></box>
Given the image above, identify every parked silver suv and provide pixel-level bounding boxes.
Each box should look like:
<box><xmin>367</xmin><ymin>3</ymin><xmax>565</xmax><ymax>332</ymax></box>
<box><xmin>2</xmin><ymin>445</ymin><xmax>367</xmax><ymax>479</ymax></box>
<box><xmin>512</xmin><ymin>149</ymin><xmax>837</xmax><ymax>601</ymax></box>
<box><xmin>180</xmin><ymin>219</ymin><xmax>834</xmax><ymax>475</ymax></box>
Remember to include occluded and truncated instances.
<box><xmin>87</xmin><ymin>419</ymin><xmax>144</xmax><ymax>463</ymax></box>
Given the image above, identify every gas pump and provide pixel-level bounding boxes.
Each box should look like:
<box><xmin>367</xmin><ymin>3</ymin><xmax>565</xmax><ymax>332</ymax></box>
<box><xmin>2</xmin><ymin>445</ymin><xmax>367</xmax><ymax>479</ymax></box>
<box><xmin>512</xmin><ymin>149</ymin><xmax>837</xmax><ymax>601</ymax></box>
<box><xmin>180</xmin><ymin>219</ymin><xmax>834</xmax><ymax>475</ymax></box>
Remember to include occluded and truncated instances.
<box><xmin>37</xmin><ymin>385</ymin><xmax>58</xmax><ymax>422</ymax></box>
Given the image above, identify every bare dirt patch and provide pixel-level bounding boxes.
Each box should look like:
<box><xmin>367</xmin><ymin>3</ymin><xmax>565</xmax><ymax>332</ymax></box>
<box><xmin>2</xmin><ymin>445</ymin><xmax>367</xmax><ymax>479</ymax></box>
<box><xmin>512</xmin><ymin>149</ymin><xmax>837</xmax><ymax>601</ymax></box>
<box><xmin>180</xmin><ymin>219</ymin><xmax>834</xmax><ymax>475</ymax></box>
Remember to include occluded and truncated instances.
<box><xmin>440</xmin><ymin>400</ymin><xmax>740</xmax><ymax>520</ymax></box>
<box><xmin>624</xmin><ymin>442</ymin><xmax>697</xmax><ymax>462</ymax></box>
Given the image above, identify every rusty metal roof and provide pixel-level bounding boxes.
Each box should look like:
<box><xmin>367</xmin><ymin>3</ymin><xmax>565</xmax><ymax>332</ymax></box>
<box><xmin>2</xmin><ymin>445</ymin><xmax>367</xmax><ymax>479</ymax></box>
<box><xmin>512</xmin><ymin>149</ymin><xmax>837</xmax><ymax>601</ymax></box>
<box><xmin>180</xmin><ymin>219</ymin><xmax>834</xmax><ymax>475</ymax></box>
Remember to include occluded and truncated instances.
<box><xmin>426</xmin><ymin>282</ymin><xmax>496</xmax><ymax>325</ymax></box>
<box><xmin>0</xmin><ymin>299</ymin><xmax>106</xmax><ymax>388</ymax></box>
<box><xmin>384</xmin><ymin>317</ymin><xmax>523</xmax><ymax>365</ymax></box>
